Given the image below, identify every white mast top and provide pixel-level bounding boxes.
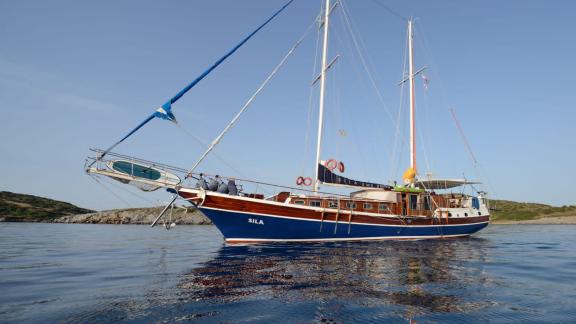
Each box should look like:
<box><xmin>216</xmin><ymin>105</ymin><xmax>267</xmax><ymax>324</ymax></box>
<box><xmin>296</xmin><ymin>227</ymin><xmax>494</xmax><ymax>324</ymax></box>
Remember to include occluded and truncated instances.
<box><xmin>408</xmin><ymin>19</ymin><xmax>416</xmax><ymax>172</ymax></box>
<box><xmin>313</xmin><ymin>0</ymin><xmax>331</xmax><ymax>192</ymax></box>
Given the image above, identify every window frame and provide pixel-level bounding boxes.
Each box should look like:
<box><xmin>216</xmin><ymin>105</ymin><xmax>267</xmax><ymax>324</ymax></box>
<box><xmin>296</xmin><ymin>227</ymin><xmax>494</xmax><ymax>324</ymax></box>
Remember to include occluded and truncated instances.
<box><xmin>309</xmin><ymin>200</ymin><xmax>322</xmax><ymax>207</ymax></box>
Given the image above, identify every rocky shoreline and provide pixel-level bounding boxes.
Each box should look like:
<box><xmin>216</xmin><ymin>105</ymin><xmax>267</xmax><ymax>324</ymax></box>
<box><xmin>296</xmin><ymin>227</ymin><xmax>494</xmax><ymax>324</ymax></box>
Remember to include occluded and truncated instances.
<box><xmin>492</xmin><ymin>215</ymin><xmax>576</xmax><ymax>225</ymax></box>
<box><xmin>54</xmin><ymin>207</ymin><xmax>212</xmax><ymax>225</ymax></box>
<box><xmin>1</xmin><ymin>207</ymin><xmax>212</xmax><ymax>225</ymax></box>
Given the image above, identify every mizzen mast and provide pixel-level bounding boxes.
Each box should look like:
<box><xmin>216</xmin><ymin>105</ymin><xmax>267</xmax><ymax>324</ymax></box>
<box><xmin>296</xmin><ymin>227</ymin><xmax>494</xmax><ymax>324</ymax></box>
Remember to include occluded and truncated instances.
<box><xmin>408</xmin><ymin>19</ymin><xmax>416</xmax><ymax>173</ymax></box>
<box><xmin>399</xmin><ymin>18</ymin><xmax>426</xmax><ymax>186</ymax></box>
<box><xmin>313</xmin><ymin>0</ymin><xmax>332</xmax><ymax>192</ymax></box>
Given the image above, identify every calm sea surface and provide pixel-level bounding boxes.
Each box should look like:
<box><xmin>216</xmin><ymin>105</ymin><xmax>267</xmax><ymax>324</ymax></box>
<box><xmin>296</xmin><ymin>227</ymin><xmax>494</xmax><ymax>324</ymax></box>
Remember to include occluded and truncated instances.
<box><xmin>1</xmin><ymin>223</ymin><xmax>575</xmax><ymax>323</ymax></box>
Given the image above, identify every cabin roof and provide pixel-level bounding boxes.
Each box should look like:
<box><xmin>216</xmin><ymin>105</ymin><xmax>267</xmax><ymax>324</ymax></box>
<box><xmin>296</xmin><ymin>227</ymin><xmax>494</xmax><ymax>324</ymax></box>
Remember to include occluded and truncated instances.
<box><xmin>415</xmin><ymin>179</ymin><xmax>480</xmax><ymax>190</ymax></box>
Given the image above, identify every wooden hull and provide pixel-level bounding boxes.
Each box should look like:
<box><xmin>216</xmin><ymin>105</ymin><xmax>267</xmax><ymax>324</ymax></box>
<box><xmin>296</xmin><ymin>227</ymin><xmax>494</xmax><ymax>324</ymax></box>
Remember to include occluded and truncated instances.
<box><xmin>179</xmin><ymin>190</ymin><xmax>490</xmax><ymax>243</ymax></box>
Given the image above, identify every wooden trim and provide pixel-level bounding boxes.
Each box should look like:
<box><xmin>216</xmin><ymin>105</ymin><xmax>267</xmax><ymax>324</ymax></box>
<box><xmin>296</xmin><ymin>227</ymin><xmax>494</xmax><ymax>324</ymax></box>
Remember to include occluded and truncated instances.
<box><xmin>179</xmin><ymin>190</ymin><xmax>489</xmax><ymax>226</ymax></box>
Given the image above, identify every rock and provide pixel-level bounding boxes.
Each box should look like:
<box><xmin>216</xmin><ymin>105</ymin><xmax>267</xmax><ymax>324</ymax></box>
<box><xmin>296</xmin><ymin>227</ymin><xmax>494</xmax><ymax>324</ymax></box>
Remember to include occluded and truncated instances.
<box><xmin>52</xmin><ymin>207</ymin><xmax>212</xmax><ymax>225</ymax></box>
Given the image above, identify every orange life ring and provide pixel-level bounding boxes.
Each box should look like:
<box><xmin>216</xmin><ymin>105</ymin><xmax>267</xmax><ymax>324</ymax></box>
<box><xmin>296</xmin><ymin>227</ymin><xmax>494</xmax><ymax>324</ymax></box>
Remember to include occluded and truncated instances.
<box><xmin>326</xmin><ymin>159</ymin><xmax>338</xmax><ymax>171</ymax></box>
<box><xmin>296</xmin><ymin>176</ymin><xmax>304</xmax><ymax>186</ymax></box>
<box><xmin>303</xmin><ymin>177</ymin><xmax>312</xmax><ymax>186</ymax></box>
<box><xmin>338</xmin><ymin>161</ymin><xmax>345</xmax><ymax>173</ymax></box>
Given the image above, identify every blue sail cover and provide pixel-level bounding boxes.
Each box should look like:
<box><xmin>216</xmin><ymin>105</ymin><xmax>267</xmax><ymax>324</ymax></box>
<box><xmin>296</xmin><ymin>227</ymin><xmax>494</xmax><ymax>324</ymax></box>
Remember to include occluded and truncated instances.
<box><xmin>317</xmin><ymin>164</ymin><xmax>393</xmax><ymax>190</ymax></box>
<box><xmin>153</xmin><ymin>103</ymin><xmax>177</xmax><ymax>123</ymax></box>
<box><xmin>89</xmin><ymin>0</ymin><xmax>294</xmax><ymax>167</ymax></box>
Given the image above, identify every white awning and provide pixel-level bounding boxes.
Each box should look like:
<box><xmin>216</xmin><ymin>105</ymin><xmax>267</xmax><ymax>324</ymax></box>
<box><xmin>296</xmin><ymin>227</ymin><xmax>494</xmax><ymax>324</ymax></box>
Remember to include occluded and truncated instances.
<box><xmin>415</xmin><ymin>179</ymin><xmax>480</xmax><ymax>190</ymax></box>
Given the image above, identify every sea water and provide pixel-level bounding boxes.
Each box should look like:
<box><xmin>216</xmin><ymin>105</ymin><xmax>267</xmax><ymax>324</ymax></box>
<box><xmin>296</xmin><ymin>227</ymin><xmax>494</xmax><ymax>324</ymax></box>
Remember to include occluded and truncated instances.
<box><xmin>1</xmin><ymin>223</ymin><xmax>575</xmax><ymax>323</ymax></box>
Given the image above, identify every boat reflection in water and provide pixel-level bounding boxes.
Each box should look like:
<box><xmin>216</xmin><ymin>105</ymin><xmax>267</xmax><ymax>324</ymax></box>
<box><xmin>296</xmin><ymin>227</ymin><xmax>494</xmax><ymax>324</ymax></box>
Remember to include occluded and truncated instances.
<box><xmin>176</xmin><ymin>239</ymin><xmax>495</xmax><ymax>321</ymax></box>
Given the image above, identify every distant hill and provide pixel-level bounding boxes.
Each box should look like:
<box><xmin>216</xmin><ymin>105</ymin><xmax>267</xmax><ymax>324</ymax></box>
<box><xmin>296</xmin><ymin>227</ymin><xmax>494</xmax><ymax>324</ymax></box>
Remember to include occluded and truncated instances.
<box><xmin>0</xmin><ymin>191</ymin><xmax>210</xmax><ymax>225</ymax></box>
<box><xmin>489</xmin><ymin>199</ymin><xmax>576</xmax><ymax>222</ymax></box>
<box><xmin>0</xmin><ymin>191</ymin><xmax>94</xmax><ymax>222</ymax></box>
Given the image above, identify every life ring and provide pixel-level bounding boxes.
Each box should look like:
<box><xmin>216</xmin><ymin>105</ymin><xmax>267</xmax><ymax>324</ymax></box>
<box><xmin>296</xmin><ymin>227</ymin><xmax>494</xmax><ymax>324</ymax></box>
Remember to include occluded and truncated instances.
<box><xmin>296</xmin><ymin>176</ymin><xmax>304</xmax><ymax>186</ymax></box>
<box><xmin>338</xmin><ymin>161</ymin><xmax>345</xmax><ymax>173</ymax></box>
<box><xmin>303</xmin><ymin>177</ymin><xmax>312</xmax><ymax>186</ymax></box>
<box><xmin>326</xmin><ymin>159</ymin><xmax>338</xmax><ymax>171</ymax></box>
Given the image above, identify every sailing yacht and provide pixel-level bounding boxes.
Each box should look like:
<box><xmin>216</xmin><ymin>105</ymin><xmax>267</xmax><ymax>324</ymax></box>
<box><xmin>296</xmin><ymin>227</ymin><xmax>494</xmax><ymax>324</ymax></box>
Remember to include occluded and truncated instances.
<box><xmin>85</xmin><ymin>0</ymin><xmax>490</xmax><ymax>243</ymax></box>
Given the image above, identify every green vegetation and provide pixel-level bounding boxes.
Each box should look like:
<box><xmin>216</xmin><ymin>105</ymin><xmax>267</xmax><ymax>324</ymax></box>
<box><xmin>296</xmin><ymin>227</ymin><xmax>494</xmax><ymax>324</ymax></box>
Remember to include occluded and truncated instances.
<box><xmin>489</xmin><ymin>199</ymin><xmax>576</xmax><ymax>221</ymax></box>
<box><xmin>0</xmin><ymin>191</ymin><xmax>94</xmax><ymax>222</ymax></box>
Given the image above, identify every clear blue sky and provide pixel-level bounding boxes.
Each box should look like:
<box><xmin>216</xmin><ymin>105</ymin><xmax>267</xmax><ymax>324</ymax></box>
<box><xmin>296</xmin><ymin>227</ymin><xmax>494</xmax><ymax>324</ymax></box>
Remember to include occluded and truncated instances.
<box><xmin>1</xmin><ymin>0</ymin><xmax>575</xmax><ymax>210</ymax></box>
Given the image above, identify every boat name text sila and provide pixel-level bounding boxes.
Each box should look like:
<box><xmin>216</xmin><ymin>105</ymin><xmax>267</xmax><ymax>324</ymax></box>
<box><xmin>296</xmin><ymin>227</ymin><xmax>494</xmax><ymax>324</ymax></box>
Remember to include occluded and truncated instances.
<box><xmin>248</xmin><ymin>218</ymin><xmax>265</xmax><ymax>225</ymax></box>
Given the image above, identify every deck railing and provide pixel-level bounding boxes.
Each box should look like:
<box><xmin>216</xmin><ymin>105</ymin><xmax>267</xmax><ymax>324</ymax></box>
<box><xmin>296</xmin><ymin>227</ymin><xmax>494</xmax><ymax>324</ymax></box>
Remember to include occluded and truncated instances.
<box><xmin>86</xmin><ymin>148</ymin><xmax>474</xmax><ymax>218</ymax></box>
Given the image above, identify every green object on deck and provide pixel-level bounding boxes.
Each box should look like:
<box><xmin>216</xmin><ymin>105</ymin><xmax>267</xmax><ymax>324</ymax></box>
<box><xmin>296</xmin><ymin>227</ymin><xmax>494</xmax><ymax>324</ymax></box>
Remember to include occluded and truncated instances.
<box><xmin>393</xmin><ymin>186</ymin><xmax>425</xmax><ymax>193</ymax></box>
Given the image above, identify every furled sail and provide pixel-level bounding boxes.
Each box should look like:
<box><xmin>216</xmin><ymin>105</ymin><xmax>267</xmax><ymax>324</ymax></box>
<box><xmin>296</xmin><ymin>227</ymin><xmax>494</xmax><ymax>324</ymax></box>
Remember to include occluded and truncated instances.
<box><xmin>317</xmin><ymin>163</ymin><xmax>392</xmax><ymax>190</ymax></box>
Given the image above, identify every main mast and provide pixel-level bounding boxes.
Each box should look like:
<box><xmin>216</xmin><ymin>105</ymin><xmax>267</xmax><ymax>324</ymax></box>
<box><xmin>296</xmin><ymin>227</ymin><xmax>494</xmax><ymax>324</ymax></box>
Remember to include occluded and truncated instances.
<box><xmin>408</xmin><ymin>19</ymin><xmax>416</xmax><ymax>173</ymax></box>
<box><xmin>313</xmin><ymin>0</ymin><xmax>331</xmax><ymax>192</ymax></box>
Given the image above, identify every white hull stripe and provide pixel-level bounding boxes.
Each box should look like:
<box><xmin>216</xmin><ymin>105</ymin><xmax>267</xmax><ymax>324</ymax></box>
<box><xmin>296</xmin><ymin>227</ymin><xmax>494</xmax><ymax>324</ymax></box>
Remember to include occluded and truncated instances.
<box><xmin>225</xmin><ymin>233</ymin><xmax>471</xmax><ymax>243</ymax></box>
<box><xmin>201</xmin><ymin>206</ymin><xmax>489</xmax><ymax>228</ymax></box>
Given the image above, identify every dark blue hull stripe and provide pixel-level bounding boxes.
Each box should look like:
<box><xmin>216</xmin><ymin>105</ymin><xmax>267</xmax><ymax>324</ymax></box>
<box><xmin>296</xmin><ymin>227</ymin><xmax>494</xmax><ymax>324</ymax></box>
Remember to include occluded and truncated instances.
<box><xmin>200</xmin><ymin>207</ymin><xmax>489</xmax><ymax>242</ymax></box>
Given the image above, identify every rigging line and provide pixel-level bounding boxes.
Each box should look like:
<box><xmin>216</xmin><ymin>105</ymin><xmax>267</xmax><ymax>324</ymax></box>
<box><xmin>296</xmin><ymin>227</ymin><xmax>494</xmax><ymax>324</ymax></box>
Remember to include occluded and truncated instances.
<box><xmin>333</xmin><ymin>5</ymin><xmax>390</xmax><ymax>177</ymax></box>
<box><xmin>414</xmin><ymin>22</ymin><xmax>492</xmax><ymax>195</ymax></box>
<box><xmin>413</xmin><ymin>22</ymin><xmax>458</xmax><ymax>139</ymax></box>
<box><xmin>416</xmin><ymin>123</ymin><xmax>432</xmax><ymax>176</ymax></box>
<box><xmin>184</xmin><ymin>17</ymin><xmax>318</xmax><ymax>179</ymax></box>
<box><xmin>336</xmin><ymin>2</ymin><xmax>401</xmax><ymax>181</ymax></box>
<box><xmin>175</xmin><ymin>123</ymin><xmax>246</xmax><ymax>177</ymax></box>
<box><xmin>390</xmin><ymin>28</ymin><xmax>409</xmax><ymax>181</ymax></box>
<box><xmin>338</xmin><ymin>1</ymin><xmax>397</xmax><ymax>126</ymax></box>
<box><xmin>97</xmin><ymin>174</ymin><xmax>159</xmax><ymax>206</ymax></box>
<box><xmin>449</xmin><ymin>107</ymin><xmax>478</xmax><ymax>164</ymax></box>
<box><xmin>88</xmin><ymin>0</ymin><xmax>296</xmax><ymax>168</ymax></box>
<box><xmin>332</xmin><ymin>12</ymin><xmax>386</xmax><ymax>182</ymax></box>
<box><xmin>413</xmin><ymin>22</ymin><xmax>452</xmax><ymax>118</ymax></box>
<box><xmin>333</xmin><ymin>16</ymin><xmax>377</xmax><ymax>180</ymax></box>
<box><xmin>88</xmin><ymin>175</ymin><xmax>132</xmax><ymax>208</ymax></box>
<box><xmin>419</xmin><ymin>84</ymin><xmax>434</xmax><ymax>174</ymax></box>
<box><xmin>301</xmin><ymin>11</ymin><xmax>323</xmax><ymax>179</ymax></box>
<box><xmin>329</xmin><ymin>50</ymin><xmax>349</xmax><ymax>175</ymax></box>
<box><xmin>340</xmin><ymin>0</ymin><xmax>410</xmax><ymax>182</ymax></box>
<box><xmin>167</xmin><ymin>0</ymin><xmax>295</xmax><ymax>106</ymax></box>
<box><xmin>365</xmin><ymin>0</ymin><xmax>408</xmax><ymax>21</ymax></box>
